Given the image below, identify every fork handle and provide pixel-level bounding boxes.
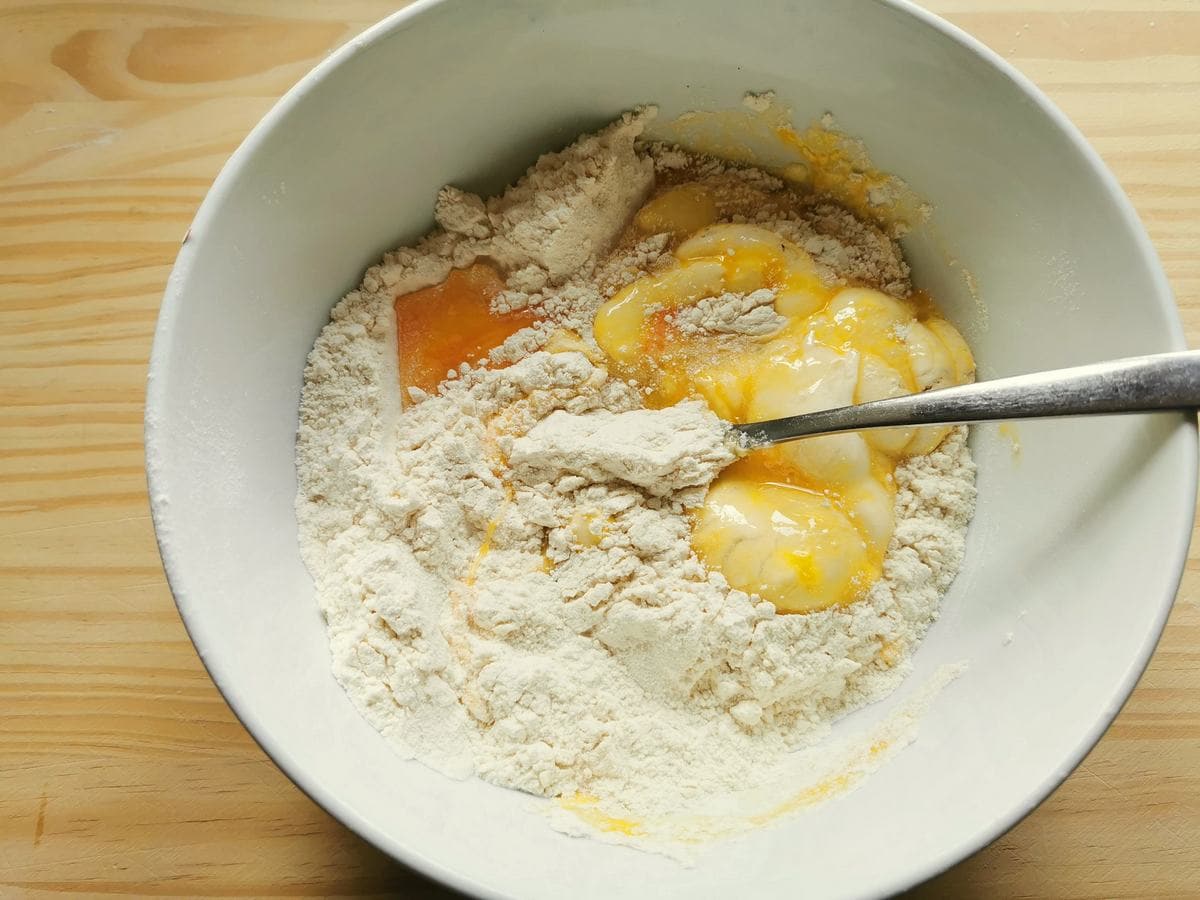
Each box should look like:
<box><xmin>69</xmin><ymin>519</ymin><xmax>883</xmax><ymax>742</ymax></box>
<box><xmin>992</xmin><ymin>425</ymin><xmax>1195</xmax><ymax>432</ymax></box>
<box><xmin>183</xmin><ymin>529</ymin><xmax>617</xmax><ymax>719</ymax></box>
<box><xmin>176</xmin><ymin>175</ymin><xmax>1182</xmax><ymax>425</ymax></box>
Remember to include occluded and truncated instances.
<box><xmin>733</xmin><ymin>350</ymin><xmax>1200</xmax><ymax>447</ymax></box>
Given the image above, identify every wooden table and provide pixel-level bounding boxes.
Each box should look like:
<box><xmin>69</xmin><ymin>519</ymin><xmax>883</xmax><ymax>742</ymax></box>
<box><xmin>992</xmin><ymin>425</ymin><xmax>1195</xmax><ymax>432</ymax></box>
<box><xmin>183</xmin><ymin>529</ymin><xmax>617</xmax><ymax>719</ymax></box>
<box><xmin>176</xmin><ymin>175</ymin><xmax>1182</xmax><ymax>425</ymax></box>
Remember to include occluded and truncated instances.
<box><xmin>1</xmin><ymin>1</ymin><xmax>1196</xmax><ymax>896</ymax></box>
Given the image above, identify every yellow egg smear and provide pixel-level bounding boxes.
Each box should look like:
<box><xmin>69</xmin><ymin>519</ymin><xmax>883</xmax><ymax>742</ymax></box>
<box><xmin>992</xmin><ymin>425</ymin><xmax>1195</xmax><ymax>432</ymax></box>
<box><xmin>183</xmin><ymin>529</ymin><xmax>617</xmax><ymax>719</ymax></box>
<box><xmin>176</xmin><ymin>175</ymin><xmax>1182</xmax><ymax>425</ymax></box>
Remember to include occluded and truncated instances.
<box><xmin>558</xmin><ymin>793</ymin><xmax>644</xmax><ymax>837</ymax></box>
<box><xmin>592</xmin><ymin>189</ymin><xmax>976</xmax><ymax>614</ymax></box>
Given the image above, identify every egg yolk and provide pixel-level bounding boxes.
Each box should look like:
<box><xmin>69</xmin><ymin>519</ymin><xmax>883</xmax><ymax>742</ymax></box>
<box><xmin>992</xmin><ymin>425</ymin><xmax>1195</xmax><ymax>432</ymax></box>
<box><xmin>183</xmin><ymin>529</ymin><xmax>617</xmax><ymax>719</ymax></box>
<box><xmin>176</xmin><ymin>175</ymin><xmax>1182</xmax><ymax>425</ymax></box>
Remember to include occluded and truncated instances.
<box><xmin>394</xmin><ymin>263</ymin><xmax>537</xmax><ymax>396</ymax></box>
<box><xmin>593</xmin><ymin>185</ymin><xmax>975</xmax><ymax>613</ymax></box>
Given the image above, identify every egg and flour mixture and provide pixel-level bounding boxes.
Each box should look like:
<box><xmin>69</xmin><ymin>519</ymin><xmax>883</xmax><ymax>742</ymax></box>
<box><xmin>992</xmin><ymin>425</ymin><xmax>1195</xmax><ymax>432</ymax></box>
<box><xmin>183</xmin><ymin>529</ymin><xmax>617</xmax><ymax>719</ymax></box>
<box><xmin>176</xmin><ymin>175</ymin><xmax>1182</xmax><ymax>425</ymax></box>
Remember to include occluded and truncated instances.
<box><xmin>296</xmin><ymin>107</ymin><xmax>977</xmax><ymax>848</ymax></box>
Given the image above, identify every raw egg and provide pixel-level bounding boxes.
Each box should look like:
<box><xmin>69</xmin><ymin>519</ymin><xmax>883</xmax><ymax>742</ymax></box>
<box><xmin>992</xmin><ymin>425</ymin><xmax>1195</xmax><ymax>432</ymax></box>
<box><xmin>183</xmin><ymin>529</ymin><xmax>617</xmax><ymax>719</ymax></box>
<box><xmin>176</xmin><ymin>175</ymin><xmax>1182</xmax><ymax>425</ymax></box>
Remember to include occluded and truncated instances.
<box><xmin>593</xmin><ymin>198</ymin><xmax>975</xmax><ymax>613</ymax></box>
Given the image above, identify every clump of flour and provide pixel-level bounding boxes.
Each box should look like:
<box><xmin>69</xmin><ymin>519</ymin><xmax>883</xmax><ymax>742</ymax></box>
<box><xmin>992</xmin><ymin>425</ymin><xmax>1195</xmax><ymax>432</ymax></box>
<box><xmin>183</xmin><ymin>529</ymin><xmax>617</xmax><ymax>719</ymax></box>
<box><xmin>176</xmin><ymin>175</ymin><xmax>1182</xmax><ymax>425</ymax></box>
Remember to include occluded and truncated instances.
<box><xmin>295</xmin><ymin>110</ymin><xmax>976</xmax><ymax>843</ymax></box>
<box><xmin>509</xmin><ymin>401</ymin><xmax>735</xmax><ymax>494</ymax></box>
<box><xmin>671</xmin><ymin>288</ymin><xmax>786</xmax><ymax>338</ymax></box>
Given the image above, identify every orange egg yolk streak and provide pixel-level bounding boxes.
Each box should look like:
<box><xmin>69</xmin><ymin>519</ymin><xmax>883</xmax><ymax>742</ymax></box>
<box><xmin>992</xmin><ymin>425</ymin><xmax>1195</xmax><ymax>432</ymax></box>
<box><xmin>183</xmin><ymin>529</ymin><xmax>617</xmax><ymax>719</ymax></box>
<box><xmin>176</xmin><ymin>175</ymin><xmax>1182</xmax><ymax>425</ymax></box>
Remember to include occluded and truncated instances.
<box><xmin>394</xmin><ymin>263</ymin><xmax>536</xmax><ymax>396</ymax></box>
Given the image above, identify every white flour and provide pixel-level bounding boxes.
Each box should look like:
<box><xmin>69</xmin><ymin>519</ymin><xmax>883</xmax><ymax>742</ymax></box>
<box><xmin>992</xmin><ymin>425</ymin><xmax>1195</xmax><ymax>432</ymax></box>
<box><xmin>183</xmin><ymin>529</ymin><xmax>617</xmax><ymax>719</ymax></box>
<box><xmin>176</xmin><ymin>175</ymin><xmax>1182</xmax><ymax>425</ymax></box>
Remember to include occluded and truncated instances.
<box><xmin>671</xmin><ymin>288</ymin><xmax>787</xmax><ymax>337</ymax></box>
<box><xmin>295</xmin><ymin>109</ymin><xmax>976</xmax><ymax>845</ymax></box>
<box><xmin>509</xmin><ymin>401</ymin><xmax>735</xmax><ymax>494</ymax></box>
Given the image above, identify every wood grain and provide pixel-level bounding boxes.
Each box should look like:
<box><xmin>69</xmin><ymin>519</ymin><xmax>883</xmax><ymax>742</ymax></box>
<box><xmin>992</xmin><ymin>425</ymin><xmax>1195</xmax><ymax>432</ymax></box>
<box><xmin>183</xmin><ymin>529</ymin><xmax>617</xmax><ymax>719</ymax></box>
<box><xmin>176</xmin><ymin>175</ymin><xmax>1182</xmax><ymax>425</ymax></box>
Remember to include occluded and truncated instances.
<box><xmin>0</xmin><ymin>1</ymin><xmax>1196</xmax><ymax>897</ymax></box>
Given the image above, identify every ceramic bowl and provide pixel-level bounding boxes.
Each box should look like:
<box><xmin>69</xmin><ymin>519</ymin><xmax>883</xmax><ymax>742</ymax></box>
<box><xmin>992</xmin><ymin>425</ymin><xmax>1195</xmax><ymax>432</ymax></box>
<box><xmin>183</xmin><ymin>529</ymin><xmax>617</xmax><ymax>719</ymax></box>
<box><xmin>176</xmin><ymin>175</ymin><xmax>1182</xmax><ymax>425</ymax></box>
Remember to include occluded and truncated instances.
<box><xmin>145</xmin><ymin>1</ymin><xmax>1195</xmax><ymax>897</ymax></box>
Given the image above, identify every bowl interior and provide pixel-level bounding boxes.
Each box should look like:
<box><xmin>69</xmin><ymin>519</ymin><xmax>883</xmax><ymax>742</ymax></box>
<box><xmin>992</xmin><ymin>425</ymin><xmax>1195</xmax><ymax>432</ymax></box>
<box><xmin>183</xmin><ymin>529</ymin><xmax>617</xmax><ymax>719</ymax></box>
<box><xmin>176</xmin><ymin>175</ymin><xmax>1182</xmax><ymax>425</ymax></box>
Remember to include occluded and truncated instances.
<box><xmin>146</xmin><ymin>1</ymin><xmax>1194</xmax><ymax>897</ymax></box>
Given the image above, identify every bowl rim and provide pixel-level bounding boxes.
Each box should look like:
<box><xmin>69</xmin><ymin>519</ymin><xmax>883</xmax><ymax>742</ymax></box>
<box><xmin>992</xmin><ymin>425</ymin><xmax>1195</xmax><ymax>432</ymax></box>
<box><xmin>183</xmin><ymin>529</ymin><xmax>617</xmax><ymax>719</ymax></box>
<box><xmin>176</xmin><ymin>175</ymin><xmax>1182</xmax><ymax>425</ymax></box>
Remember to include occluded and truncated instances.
<box><xmin>144</xmin><ymin>1</ymin><xmax>1197</xmax><ymax>897</ymax></box>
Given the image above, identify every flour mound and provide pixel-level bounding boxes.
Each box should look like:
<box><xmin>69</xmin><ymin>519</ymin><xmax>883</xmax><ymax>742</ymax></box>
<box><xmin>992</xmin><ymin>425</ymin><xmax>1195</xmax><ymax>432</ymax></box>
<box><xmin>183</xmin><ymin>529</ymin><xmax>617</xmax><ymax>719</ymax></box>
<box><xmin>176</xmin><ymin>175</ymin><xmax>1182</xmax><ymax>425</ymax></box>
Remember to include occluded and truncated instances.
<box><xmin>509</xmin><ymin>401</ymin><xmax>735</xmax><ymax>494</ymax></box>
<box><xmin>672</xmin><ymin>288</ymin><xmax>786</xmax><ymax>337</ymax></box>
<box><xmin>295</xmin><ymin>113</ymin><xmax>977</xmax><ymax>842</ymax></box>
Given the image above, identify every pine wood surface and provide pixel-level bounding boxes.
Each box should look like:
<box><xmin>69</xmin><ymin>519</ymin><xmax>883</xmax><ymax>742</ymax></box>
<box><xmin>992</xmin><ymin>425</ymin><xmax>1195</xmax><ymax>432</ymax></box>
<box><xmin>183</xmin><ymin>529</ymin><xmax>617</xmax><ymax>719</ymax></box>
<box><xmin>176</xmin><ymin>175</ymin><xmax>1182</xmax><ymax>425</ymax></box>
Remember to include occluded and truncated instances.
<box><xmin>1</xmin><ymin>1</ymin><xmax>1197</xmax><ymax>896</ymax></box>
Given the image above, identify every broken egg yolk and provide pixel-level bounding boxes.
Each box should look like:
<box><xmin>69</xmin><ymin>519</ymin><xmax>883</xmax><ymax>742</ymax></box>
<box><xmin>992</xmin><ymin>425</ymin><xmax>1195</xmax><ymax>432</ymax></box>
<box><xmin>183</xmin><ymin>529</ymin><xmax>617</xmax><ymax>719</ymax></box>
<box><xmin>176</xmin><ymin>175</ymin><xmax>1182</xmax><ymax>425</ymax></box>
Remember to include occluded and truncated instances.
<box><xmin>394</xmin><ymin>262</ymin><xmax>536</xmax><ymax>396</ymax></box>
<box><xmin>593</xmin><ymin>195</ymin><xmax>975</xmax><ymax>613</ymax></box>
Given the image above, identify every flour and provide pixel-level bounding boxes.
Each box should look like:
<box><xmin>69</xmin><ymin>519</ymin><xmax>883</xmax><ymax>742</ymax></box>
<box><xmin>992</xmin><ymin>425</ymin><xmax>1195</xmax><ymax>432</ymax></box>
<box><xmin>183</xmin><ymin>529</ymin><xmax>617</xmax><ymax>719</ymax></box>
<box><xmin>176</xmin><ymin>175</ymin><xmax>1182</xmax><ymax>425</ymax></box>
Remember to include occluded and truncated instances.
<box><xmin>671</xmin><ymin>288</ymin><xmax>786</xmax><ymax>337</ymax></box>
<box><xmin>509</xmin><ymin>401</ymin><xmax>735</xmax><ymax>494</ymax></box>
<box><xmin>295</xmin><ymin>109</ymin><xmax>977</xmax><ymax>848</ymax></box>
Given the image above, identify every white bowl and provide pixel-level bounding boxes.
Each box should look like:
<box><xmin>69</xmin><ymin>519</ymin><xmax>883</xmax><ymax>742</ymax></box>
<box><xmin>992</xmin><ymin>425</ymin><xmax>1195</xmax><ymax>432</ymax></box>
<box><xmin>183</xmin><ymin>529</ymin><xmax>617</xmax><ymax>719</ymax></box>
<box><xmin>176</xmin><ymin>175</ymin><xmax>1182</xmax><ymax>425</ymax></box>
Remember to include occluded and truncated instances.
<box><xmin>145</xmin><ymin>1</ymin><xmax>1196</xmax><ymax>897</ymax></box>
